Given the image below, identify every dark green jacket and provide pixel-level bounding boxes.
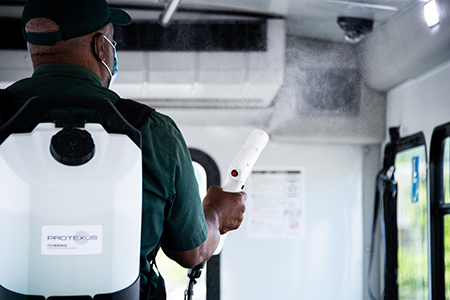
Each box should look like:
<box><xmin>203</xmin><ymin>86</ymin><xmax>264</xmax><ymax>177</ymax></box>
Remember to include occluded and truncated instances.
<box><xmin>6</xmin><ymin>63</ymin><xmax>208</xmax><ymax>299</ymax></box>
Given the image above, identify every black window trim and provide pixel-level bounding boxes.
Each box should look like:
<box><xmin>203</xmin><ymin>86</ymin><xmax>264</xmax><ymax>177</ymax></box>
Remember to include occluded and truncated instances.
<box><xmin>381</xmin><ymin>128</ymin><xmax>427</xmax><ymax>300</ymax></box>
<box><xmin>429</xmin><ymin>122</ymin><xmax>450</xmax><ymax>300</ymax></box>
<box><xmin>189</xmin><ymin>148</ymin><xmax>221</xmax><ymax>300</ymax></box>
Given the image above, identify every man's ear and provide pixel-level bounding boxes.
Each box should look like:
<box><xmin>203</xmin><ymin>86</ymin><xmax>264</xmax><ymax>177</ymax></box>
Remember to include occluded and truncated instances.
<box><xmin>93</xmin><ymin>33</ymin><xmax>105</xmax><ymax>61</ymax></box>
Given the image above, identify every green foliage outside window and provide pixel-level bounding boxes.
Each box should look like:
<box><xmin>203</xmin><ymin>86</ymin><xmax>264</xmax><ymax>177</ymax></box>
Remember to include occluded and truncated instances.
<box><xmin>395</xmin><ymin>146</ymin><xmax>428</xmax><ymax>300</ymax></box>
<box><xmin>443</xmin><ymin>139</ymin><xmax>450</xmax><ymax>297</ymax></box>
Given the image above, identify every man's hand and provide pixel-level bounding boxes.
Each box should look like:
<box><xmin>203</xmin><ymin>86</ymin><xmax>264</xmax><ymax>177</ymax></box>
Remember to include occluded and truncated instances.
<box><xmin>202</xmin><ymin>185</ymin><xmax>247</xmax><ymax>234</ymax></box>
<box><xmin>162</xmin><ymin>185</ymin><xmax>247</xmax><ymax>268</ymax></box>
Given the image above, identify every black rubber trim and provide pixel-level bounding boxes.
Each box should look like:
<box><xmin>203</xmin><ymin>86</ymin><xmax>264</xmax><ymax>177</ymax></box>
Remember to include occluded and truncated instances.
<box><xmin>381</xmin><ymin>129</ymin><xmax>426</xmax><ymax>300</ymax></box>
<box><xmin>429</xmin><ymin>121</ymin><xmax>450</xmax><ymax>300</ymax></box>
<box><xmin>189</xmin><ymin>148</ymin><xmax>221</xmax><ymax>300</ymax></box>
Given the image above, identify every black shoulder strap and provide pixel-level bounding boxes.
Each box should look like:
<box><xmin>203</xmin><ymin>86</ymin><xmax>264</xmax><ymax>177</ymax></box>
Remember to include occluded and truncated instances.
<box><xmin>147</xmin><ymin>242</ymin><xmax>166</xmax><ymax>300</ymax></box>
<box><xmin>115</xmin><ymin>98</ymin><xmax>155</xmax><ymax>130</ymax></box>
<box><xmin>0</xmin><ymin>89</ymin><xmax>14</xmax><ymax>126</ymax></box>
<box><xmin>0</xmin><ymin>94</ymin><xmax>154</xmax><ymax>129</ymax></box>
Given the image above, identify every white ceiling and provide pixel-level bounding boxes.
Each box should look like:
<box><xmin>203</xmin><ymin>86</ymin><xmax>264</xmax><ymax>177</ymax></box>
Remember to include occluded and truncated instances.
<box><xmin>0</xmin><ymin>0</ymin><xmax>424</xmax><ymax>42</ymax></box>
<box><xmin>108</xmin><ymin>0</ymin><xmax>420</xmax><ymax>42</ymax></box>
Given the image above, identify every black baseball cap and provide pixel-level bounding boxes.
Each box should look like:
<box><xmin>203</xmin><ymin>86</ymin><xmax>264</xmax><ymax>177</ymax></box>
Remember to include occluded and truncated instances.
<box><xmin>22</xmin><ymin>0</ymin><xmax>132</xmax><ymax>46</ymax></box>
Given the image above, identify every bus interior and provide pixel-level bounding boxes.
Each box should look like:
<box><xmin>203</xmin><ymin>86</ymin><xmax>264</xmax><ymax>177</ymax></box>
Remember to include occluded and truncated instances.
<box><xmin>1</xmin><ymin>0</ymin><xmax>450</xmax><ymax>299</ymax></box>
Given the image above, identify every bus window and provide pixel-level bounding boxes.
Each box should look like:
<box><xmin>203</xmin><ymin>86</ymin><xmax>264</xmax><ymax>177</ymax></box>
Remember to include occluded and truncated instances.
<box><xmin>444</xmin><ymin>139</ymin><xmax>450</xmax><ymax>204</ymax></box>
<box><xmin>442</xmin><ymin>138</ymin><xmax>450</xmax><ymax>296</ymax></box>
<box><xmin>444</xmin><ymin>214</ymin><xmax>450</xmax><ymax>297</ymax></box>
<box><xmin>394</xmin><ymin>145</ymin><xmax>428</xmax><ymax>299</ymax></box>
<box><xmin>429</xmin><ymin>122</ymin><xmax>450</xmax><ymax>299</ymax></box>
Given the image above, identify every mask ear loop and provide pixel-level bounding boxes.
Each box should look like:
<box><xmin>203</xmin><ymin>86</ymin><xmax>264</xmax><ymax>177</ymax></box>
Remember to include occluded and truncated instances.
<box><xmin>101</xmin><ymin>60</ymin><xmax>113</xmax><ymax>79</ymax></box>
<box><xmin>93</xmin><ymin>34</ymin><xmax>113</xmax><ymax>83</ymax></box>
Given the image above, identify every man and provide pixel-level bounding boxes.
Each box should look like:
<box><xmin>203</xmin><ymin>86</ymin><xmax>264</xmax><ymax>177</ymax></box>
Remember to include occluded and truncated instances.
<box><xmin>4</xmin><ymin>0</ymin><xmax>247</xmax><ymax>299</ymax></box>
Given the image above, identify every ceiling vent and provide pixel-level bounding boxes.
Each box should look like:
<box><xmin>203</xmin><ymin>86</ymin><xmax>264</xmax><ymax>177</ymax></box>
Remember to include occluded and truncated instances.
<box><xmin>111</xmin><ymin>19</ymin><xmax>285</xmax><ymax>108</ymax></box>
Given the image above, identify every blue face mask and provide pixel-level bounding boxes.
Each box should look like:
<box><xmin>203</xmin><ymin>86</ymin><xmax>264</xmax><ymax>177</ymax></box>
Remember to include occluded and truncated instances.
<box><xmin>110</xmin><ymin>46</ymin><xmax>119</xmax><ymax>87</ymax></box>
<box><xmin>101</xmin><ymin>35</ymin><xmax>119</xmax><ymax>88</ymax></box>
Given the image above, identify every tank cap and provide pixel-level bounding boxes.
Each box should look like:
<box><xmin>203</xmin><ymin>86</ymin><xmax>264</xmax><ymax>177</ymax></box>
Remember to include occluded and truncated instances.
<box><xmin>50</xmin><ymin>128</ymin><xmax>95</xmax><ymax>166</ymax></box>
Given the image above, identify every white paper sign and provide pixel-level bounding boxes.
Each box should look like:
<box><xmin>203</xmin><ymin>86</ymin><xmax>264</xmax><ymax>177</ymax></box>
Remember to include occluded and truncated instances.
<box><xmin>248</xmin><ymin>170</ymin><xmax>305</xmax><ymax>239</ymax></box>
<box><xmin>41</xmin><ymin>225</ymin><xmax>103</xmax><ymax>255</ymax></box>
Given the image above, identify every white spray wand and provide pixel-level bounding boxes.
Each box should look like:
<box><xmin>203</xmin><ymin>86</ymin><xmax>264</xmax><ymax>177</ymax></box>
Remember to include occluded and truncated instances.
<box><xmin>213</xmin><ymin>129</ymin><xmax>269</xmax><ymax>255</ymax></box>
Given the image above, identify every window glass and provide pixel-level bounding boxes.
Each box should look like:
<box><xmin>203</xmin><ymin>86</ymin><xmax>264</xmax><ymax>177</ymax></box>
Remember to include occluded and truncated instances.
<box><xmin>443</xmin><ymin>138</ymin><xmax>450</xmax><ymax>297</ymax></box>
<box><xmin>444</xmin><ymin>216</ymin><xmax>450</xmax><ymax>298</ymax></box>
<box><xmin>444</xmin><ymin>138</ymin><xmax>450</xmax><ymax>204</ymax></box>
<box><xmin>395</xmin><ymin>145</ymin><xmax>428</xmax><ymax>299</ymax></box>
<box><xmin>156</xmin><ymin>162</ymin><xmax>207</xmax><ymax>300</ymax></box>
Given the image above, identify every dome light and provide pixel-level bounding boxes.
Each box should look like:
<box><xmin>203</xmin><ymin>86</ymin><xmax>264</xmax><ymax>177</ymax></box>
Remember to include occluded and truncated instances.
<box><xmin>424</xmin><ymin>0</ymin><xmax>440</xmax><ymax>28</ymax></box>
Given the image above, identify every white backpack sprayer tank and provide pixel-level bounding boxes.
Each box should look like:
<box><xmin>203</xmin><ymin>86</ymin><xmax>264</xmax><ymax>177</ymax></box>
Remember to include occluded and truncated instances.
<box><xmin>0</xmin><ymin>97</ymin><xmax>143</xmax><ymax>300</ymax></box>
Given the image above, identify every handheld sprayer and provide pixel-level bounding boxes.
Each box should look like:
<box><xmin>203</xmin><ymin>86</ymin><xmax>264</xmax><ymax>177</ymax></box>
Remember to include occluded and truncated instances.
<box><xmin>184</xmin><ymin>129</ymin><xmax>269</xmax><ymax>300</ymax></box>
<box><xmin>213</xmin><ymin>128</ymin><xmax>269</xmax><ymax>255</ymax></box>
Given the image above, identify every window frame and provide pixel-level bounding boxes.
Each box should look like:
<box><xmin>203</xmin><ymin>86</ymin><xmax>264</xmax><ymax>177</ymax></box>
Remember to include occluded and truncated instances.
<box><xmin>382</xmin><ymin>130</ymin><xmax>427</xmax><ymax>300</ymax></box>
<box><xmin>429</xmin><ymin>122</ymin><xmax>450</xmax><ymax>299</ymax></box>
<box><xmin>189</xmin><ymin>148</ymin><xmax>221</xmax><ymax>300</ymax></box>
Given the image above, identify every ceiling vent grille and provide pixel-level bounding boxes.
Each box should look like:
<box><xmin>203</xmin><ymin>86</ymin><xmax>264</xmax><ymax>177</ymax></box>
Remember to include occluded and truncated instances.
<box><xmin>112</xmin><ymin>19</ymin><xmax>285</xmax><ymax>108</ymax></box>
<box><xmin>115</xmin><ymin>19</ymin><xmax>268</xmax><ymax>52</ymax></box>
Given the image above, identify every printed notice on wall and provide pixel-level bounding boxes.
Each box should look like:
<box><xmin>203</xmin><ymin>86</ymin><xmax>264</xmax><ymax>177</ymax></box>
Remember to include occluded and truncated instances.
<box><xmin>248</xmin><ymin>170</ymin><xmax>305</xmax><ymax>239</ymax></box>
